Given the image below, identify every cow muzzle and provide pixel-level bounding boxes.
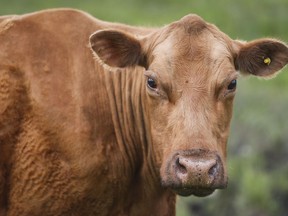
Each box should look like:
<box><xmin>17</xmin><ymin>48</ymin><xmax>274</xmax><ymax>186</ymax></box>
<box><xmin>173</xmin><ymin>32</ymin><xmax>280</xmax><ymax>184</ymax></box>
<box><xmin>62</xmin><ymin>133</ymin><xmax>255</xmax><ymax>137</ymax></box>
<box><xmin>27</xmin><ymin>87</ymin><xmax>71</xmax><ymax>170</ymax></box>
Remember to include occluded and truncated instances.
<box><xmin>161</xmin><ymin>149</ymin><xmax>227</xmax><ymax>197</ymax></box>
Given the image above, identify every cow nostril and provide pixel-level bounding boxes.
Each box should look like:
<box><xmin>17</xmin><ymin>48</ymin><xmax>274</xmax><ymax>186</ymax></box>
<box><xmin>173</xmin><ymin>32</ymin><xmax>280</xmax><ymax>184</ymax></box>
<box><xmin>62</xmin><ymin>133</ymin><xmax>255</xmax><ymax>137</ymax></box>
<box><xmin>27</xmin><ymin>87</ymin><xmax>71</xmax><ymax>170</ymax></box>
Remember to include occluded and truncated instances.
<box><xmin>208</xmin><ymin>162</ymin><xmax>218</xmax><ymax>177</ymax></box>
<box><xmin>176</xmin><ymin>157</ymin><xmax>187</xmax><ymax>174</ymax></box>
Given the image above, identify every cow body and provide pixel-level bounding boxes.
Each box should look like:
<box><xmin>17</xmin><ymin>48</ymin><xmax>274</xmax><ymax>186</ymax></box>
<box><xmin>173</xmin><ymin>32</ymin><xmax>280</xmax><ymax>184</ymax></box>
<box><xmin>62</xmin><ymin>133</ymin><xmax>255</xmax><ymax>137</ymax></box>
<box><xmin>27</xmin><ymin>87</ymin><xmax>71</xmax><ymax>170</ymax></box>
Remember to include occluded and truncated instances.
<box><xmin>0</xmin><ymin>8</ymin><xmax>287</xmax><ymax>216</ymax></box>
<box><xmin>0</xmin><ymin>9</ymin><xmax>172</xmax><ymax>216</ymax></box>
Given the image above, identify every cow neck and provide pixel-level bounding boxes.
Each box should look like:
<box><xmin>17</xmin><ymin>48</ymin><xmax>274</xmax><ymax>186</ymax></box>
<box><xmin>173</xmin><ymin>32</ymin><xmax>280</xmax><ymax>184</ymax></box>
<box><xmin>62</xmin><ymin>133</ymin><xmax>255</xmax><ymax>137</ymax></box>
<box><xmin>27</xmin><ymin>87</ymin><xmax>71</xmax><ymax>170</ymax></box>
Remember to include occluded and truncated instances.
<box><xmin>103</xmin><ymin>66</ymin><xmax>173</xmax><ymax>211</ymax></box>
<box><xmin>103</xmin><ymin>67</ymin><xmax>152</xmax><ymax>175</ymax></box>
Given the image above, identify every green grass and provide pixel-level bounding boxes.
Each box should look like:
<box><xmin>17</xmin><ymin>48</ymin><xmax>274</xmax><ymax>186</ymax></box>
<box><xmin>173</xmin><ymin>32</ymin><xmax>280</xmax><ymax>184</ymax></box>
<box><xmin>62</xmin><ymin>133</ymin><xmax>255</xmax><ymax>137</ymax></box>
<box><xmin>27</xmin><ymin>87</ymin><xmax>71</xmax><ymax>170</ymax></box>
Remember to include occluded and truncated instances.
<box><xmin>0</xmin><ymin>0</ymin><xmax>287</xmax><ymax>40</ymax></box>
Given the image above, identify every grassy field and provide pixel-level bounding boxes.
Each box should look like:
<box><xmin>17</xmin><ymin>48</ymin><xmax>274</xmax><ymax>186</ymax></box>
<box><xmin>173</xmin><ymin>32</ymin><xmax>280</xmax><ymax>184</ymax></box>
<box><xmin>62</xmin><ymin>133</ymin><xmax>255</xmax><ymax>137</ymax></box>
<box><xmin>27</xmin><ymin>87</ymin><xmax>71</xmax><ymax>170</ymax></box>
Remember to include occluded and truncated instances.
<box><xmin>0</xmin><ymin>0</ymin><xmax>287</xmax><ymax>215</ymax></box>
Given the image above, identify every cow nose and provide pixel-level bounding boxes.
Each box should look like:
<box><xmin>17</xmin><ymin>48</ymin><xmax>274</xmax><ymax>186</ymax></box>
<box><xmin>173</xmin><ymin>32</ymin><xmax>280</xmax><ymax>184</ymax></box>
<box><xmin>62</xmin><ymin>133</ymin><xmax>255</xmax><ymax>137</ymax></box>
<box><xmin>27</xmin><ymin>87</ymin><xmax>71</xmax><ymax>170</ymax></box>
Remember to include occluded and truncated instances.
<box><xmin>175</xmin><ymin>155</ymin><xmax>218</xmax><ymax>184</ymax></box>
<box><xmin>171</xmin><ymin>150</ymin><xmax>227</xmax><ymax>196</ymax></box>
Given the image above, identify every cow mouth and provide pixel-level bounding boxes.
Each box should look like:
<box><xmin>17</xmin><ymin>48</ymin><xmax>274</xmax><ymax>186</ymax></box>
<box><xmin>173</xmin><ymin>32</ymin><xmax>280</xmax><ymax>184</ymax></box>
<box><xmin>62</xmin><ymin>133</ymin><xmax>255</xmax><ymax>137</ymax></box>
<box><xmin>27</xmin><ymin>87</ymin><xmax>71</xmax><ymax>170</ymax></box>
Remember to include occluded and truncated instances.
<box><xmin>172</xmin><ymin>187</ymin><xmax>216</xmax><ymax>197</ymax></box>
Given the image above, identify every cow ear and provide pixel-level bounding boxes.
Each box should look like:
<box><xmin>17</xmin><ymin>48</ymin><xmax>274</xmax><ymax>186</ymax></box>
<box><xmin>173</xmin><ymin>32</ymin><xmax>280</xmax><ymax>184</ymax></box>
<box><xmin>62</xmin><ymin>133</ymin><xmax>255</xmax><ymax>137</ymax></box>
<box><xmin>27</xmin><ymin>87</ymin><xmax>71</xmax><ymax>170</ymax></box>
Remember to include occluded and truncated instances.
<box><xmin>235</xmin><ymin>39</ymin><xmax>288</xmax><ymax>78</ymax></box>
<box><xmin>89</xmin><ymin>30</ymin><xmax>148</xmax><ymax>68</ymax></box>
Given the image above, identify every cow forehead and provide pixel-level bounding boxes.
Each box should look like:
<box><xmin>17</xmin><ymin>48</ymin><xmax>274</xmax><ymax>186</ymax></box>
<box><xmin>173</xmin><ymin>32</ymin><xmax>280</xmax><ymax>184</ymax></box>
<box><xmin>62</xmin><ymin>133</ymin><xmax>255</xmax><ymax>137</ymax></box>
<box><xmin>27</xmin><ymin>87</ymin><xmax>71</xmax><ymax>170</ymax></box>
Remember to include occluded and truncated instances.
<box><xmin>151</xmin><ymin>17</ymin><xmax>235</xmax><ymax>81</ymax></box>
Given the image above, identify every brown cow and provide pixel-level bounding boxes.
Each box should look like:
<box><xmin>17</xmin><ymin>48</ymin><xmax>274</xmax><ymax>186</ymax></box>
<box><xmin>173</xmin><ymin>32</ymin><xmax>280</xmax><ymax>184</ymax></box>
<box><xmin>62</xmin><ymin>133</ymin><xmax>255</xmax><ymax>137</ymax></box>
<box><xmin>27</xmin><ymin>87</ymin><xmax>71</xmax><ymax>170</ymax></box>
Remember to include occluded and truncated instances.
<box><xmin>0</xmin><ymin>8</ymin><xmax>287</xmax><ymax>216</ymax></box>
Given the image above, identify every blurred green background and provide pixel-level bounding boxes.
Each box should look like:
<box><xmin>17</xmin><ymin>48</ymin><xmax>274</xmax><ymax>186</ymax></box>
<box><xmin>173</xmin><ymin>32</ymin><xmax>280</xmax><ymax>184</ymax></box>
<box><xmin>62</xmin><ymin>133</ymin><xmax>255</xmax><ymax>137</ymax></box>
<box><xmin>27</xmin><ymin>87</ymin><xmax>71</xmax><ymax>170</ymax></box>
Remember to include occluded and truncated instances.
<box><xmin>1</xmin><ymin>0</ymin><xmax>287</xmax><ymax>215</ymax></box>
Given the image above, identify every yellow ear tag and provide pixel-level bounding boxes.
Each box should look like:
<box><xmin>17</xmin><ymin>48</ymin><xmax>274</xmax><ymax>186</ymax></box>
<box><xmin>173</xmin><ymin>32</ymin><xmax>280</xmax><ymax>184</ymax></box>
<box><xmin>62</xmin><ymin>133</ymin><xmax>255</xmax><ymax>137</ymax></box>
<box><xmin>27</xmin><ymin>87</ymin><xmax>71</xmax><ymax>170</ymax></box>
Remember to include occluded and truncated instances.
<box><xmin>264</xmin><ymin>57</ymin><xmax>271</xmax><ymax>65</ymax></box>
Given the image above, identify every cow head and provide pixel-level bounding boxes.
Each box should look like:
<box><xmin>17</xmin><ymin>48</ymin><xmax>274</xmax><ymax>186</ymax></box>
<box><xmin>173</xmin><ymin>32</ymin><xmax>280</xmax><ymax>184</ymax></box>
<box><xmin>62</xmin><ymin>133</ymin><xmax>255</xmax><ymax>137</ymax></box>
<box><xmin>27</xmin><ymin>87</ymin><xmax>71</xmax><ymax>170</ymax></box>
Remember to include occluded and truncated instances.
<box><xmin>89</xmin><ymin>15</ymin><xmax>288</xmax><ymax>197</ymax></box>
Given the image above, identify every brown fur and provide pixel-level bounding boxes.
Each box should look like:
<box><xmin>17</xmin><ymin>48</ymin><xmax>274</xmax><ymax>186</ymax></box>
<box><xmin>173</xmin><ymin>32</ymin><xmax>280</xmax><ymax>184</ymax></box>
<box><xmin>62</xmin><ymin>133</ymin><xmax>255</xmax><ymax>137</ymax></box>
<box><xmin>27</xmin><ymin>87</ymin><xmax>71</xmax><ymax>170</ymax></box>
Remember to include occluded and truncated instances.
<box><xmin>90</xmin><ymin>30</ymin><xmax>148</xmax><ymax>68</ymax></box>
<box><xmin>0</xmin><ymin>8</ymin><xmax>287</xmax><ymax>216</ymax></box>
<box><xmin>235</xmin><ymin>39</ymin><xmax>288</xmax><ymax>77</ymax></box>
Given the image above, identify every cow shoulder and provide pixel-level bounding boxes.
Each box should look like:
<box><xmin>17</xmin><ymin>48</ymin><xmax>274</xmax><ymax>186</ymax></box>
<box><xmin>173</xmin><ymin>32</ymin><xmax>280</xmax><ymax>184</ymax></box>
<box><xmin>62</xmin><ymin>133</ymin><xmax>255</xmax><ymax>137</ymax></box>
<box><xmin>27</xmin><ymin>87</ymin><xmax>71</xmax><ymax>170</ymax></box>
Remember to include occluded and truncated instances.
<box><xmin>0</xmin><ymin>65</ymin><xmax>30</xmax><ymax>213</ymax></box>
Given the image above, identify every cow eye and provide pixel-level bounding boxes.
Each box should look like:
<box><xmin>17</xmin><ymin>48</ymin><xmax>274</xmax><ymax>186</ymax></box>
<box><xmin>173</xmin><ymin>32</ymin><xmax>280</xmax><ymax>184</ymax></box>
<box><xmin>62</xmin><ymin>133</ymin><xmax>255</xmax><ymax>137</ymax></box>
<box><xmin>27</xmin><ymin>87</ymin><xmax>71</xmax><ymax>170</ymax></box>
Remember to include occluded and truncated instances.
<box><xmin>227</xmin><ymin>79</ymin><xmax>237</xmax><ymax>91</ymax></box>
<box><xmin>147</xmin><ymin>77</ymin><xmax>158</xmax><ymax>90</ymax></box>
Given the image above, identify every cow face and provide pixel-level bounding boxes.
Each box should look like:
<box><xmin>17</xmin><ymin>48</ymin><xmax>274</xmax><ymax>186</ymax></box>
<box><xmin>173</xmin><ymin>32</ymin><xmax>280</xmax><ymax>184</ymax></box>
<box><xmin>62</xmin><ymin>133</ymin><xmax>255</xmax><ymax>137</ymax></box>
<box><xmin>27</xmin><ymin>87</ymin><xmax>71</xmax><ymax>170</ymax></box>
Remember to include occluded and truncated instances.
<box><xmin>90</xmin><ymin>15</ymin><xmax>288</xmax><ymax>197</ymax></box>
